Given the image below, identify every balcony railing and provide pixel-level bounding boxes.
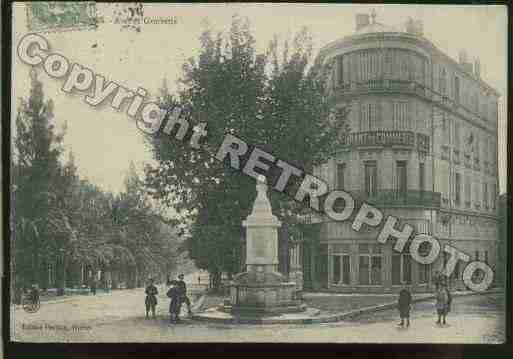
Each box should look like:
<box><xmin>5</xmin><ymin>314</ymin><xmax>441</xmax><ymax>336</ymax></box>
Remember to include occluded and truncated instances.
<box><xmin>349</xmin><ymin>189</ymin><xmax>441</xmax><ymax>208</ymax></box>
<box><xmin>341</xmin><ymin>130</ymin><xmax>429</xmax><ymax>152</ymax></box>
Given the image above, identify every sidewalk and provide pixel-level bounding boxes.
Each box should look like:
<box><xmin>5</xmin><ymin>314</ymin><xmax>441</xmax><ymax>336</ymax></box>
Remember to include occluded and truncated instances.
<box><xmin>194</xmin><ymin>288</ymin><xmax>502</xmax><ymax>324</ymax></box>
<box><xmin>303</xmin><ymin>288</ymin><xmax>503</xmax><ymax>321</ymax></box>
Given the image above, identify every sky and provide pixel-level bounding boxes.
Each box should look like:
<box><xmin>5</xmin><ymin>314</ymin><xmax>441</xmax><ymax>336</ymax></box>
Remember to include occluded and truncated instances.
<box><xmin>11</xmin><ymin>3</ymin><xmax>508</xmax><ymax>194</ymax></box>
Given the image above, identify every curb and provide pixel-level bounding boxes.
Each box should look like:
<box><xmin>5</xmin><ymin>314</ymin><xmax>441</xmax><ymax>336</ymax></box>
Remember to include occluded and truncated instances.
<box><xmin>192</xmin><ymin>289</ymin><xmax>502</xmax><ymax>325</ymax></box>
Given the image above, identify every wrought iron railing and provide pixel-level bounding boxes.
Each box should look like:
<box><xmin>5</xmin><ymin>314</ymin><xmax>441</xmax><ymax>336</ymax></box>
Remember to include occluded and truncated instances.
<box><xmin>340</xmin><ymin>130</ymin><xmax>430</xmax><ymax>152</ymax></box>
<box><xmin>349</xmin><ymin>189</ymin><xmax>441</xmax><ymax>208</ymax></box>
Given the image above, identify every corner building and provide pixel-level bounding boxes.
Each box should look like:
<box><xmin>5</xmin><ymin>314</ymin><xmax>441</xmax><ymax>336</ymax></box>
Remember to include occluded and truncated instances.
<box><xmin>298</xmin><ymin>13</ymin><xmax>500</xmax><ymax>293</ymax></box>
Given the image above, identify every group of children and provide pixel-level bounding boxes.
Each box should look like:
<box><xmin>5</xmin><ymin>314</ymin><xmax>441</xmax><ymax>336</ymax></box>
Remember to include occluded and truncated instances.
<box><xmin>144</xmin><ymin>273</ymin><xmax>192</xmax><ymax>324</ymax></box>
<box><xmin>397</xmin><ymin>273</ymin><xmax>453</xmax><ymax>327</ymax></box>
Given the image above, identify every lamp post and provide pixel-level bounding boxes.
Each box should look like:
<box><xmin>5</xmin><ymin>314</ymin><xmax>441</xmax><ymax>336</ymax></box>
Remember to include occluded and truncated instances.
<box><xmin>59</xmin><ymin>248</ymin><xmax>66</xmax><ymax>296</ymax></box>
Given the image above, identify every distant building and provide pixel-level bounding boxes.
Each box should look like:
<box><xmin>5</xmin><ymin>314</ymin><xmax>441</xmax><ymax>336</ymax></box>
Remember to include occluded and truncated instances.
<box><xmin>298</xmin><ymin>12</ymin><xmax>500</xmax><ymax>293</ymax></box>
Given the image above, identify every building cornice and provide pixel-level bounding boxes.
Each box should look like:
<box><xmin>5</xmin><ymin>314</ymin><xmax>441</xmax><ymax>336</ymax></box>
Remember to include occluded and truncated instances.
<box><xmin>319</xmin><ymin>32</ymin><xmax>501</xmax><ymax>98</ymax></box>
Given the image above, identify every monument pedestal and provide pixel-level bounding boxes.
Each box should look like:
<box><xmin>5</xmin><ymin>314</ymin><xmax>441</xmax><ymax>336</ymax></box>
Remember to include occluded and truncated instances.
<box><xmin>226</xmin><ymin>176</ymin><xmax>305</xmax><ymax>316</ymax></box>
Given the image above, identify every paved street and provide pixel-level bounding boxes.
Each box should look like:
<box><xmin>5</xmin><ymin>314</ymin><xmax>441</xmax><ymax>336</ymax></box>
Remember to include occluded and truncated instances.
<box><xmin>11</xmin><ymin>283</ymin><xmax>505</xmax><ymax>344</ymax></box>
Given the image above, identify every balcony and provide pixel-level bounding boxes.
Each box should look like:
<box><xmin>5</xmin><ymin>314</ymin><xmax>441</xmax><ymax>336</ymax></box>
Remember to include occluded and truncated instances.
<box><xmin>341</xmin><ymin>130</ymin><xmax>429</xmax><ymax>152</ymax></box>
<box><xmin>349</xmin><ymin>189</ymin><xmax>441</xmax><ymax>208</ymax></box>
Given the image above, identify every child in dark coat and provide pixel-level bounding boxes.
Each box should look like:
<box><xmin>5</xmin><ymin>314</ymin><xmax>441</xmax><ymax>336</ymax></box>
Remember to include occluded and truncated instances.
<box><xmin>397</xmin><ymin>287</ymin><xmax>412</xmax><ymax>327</ymax></box>
<box><xmin>167</xmin><ymin>282</ymin><xmax>182</xmax><ymax>324</ymax></box>
<box><xmin>145</xmin><ymin>278</ymin><xmax>158</xmax><ymax>319</ymax></box>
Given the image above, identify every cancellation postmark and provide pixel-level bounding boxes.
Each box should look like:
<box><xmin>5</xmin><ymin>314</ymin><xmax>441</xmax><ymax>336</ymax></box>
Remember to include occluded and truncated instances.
<box><xmin>25</xmin><ymin>2</ymin><xmax>98</xmax><ymax>33</ymax></box>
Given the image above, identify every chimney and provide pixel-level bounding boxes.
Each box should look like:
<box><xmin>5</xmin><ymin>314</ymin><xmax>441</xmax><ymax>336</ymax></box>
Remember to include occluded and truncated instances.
<box><xmin>474</xmin><ymin>58</ymin><xmax>481</xmax><ymax>78</ymax></box>
<box><xmin>413</xmin><ymin>19</ymin><xmax>423</xmax><ymax>36</ymax></box>
<box><xmin>356</xmin><ymin>13</ymin><xmax>370</xmax><ymax>31</ymax></box>
<box><xmin>405</xmin><ymin>17</ymin><xmax>415</xmax><ymax>33</ymax></box>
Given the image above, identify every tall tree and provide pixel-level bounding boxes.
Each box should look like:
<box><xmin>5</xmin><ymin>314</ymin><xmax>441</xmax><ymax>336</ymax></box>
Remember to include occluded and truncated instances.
<box><xmin>12</xmin><ymin>69</ymin><xmax>70</xmax><ymax>287</ymax></box>
<box><xmin>146</xmin><ymin>18</ymin><xmax>349</xmax><ymax>288</ymax></box>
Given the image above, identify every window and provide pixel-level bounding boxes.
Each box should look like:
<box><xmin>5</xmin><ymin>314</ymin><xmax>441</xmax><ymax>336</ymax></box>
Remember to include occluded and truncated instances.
<box><xmin>484</xmin><ymin>137</ymin><xmax>489</xmax><ymax>162</ymax></box>
<box><xmin>454</xmin><ymin>121</ymin><xmax>461</xmax><ymax>149</ymax></box>
<box><xmin>393</xmin><ymin>102</ymin><xmax>410</xmax><ymax>130</ymax></box>
<box><xmin>475</xmin><ymin>251</ymin><xmax>479</xmax><ymax>261</ymax></box>
<box><xmin>454</xmin><ymin>76</ymin><xmax>460</xmax><ymax>103</ymax></box>
<box><xmin>401</xmin><ymin>58</ymin><xmax>410</xmax><ymax>80</ymax></box>
<box><xmin>341</xmin><ymin>255</ymin><xmax>350</xmax><ymax>285</ymax></box>
<box><xmin>483</xmin><ymin>183</ymin><xmax>488</xmax><ymax>208</ymax></box>
<box><xmin>419</xmin><ymin>263</ymin><xmax>431</xmax><ymax>284</ymax></box>
<box><xmin>332</xmin><ymin>256</ymin><xmax>341</xmax><ymax>284</ymax></box>
<box><xmin>491</xmin><ymin>183</ymin><xmax>496</xmax><ymax>209</ymax></box>
<box><xmin>336</xmin><ymin>163</ymin><xmax>346</xmax><ymax>190</ymax></box>
<box><xmin>396</xmin><ymin>161</ymin><xmax>407</xmax><ymax>194</ymax></box>
<box><xmin>392</xmin><ymin>253</ymin><xmax>412</xmax><ymax>285</ymax></box>
<box><xmin>455</xmin><ymin>173</ymin><xmax>461</xmax><ymax>205</ymax></box>
<box><xmin>360</xmin><ymin>102</ymin><xmax>381</xmax><ymax>131</ymax></box>
<box><xmin>442</xmin><ymin>113</ymin><xmax>450</xmax><ymax>145</ymax></box>
<box><xmin>332</xmin><ymin>244</ymin><xmax>351</xmax><ymax>285</ymax></box>
<box><xmin>475</xmin><ymin>136</ymin><xmax>480</xmax><ymax>160</ymax></box>
<box><xmin>364</xmin><ymin>161</ymin><xmax>378</xmax><ymax>197</ymax></box>
<box><xmin>416</xmin><ymin>102</ymin><xmax>425</xmax><ymax>132</ymax></box>
<box><xmin>465</xmin><ymin>176</ymin><xmax>471</xmax><ymax>207</ymax></box>
<box><xmin>419</xmin><ymin>163</ymin><xmax>425</xmax><ymax>191</ymax></box>
<box><xmin>359</xmin><ymin>244</ymin><xmax>382</xmax><ymax>285</ymax></box>
<box><xmin>474</xmin><ymin>180</ymin><xmax>481</xmax><ymax>208</ymax></box>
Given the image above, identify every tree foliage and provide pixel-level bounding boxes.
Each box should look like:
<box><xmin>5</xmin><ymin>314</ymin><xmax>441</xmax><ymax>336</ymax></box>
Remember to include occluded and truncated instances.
<box><xmin>145</xmin><ymin>17</ymin><xmax>349</xmax><ymax>286</ymax></box>
<box><xmin>12</xmin><ymin>71</ymin><xmax>181</xmax><ymax>291</ymax></box>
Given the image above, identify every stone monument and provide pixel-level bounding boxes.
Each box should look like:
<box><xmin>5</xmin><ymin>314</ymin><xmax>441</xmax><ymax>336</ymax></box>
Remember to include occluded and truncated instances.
<box><xmin>228</xmin><ymin>175</ymin><xmax>305</xmax><ymax>315</ymax></box>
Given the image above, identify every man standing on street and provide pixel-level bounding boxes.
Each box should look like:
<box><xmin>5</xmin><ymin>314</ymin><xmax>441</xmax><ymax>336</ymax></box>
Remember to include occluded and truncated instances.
<box><xmin>177</xmin><ymin>274</ymin><xmax>192</xmax><ymax>316</ymax></box>
<box><xmin>145</xmin><ymin>278</ymin><xmax>158</xmax><ymax>319</ymax></box>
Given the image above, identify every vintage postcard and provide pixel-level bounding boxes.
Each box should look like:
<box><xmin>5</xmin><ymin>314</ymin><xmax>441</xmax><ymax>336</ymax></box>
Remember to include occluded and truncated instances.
<box><xmin>7</xmin><ymin>2</ymin><xmax>507</xmax><ymax>344</ymax></box>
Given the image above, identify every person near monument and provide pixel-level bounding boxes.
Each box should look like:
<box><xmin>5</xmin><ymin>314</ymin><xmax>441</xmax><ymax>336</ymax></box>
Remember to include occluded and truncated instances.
<box><xmin>145</xmin><ymin>278</ymin><xmax>158</xmax><ymax>319</ymax></box>
<box><xmin>397</xmin><ymin>286</ymin><xmax>412</xmax><ymax>327</ymax></box>
<box><xmin>166</xmin><ymin>281</ymin><xmax>181</xmax><ymax>323</ymax></box>
<box><xmin>176</xmin><ymin>273</ymin><xmax>192</xmax><ymax>316</ymax></box>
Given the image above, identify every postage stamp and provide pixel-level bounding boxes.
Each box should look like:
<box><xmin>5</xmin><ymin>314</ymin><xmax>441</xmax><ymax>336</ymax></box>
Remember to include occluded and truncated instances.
<box><xmin>25</xmin><ymin>2</ymin><xmax>97</xmax><ymax>32</ymax></box>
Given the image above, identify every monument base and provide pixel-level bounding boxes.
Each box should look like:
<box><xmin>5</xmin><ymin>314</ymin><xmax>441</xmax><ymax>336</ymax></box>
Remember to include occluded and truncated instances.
<box><xmin>226</xmin><ymin>270</ymin><xmax>305</xmax><ymax>315</ymax></box>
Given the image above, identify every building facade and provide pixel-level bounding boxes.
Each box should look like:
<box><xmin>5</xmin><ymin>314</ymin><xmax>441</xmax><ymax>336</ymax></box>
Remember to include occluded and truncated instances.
<box><xmin>300</xmin><ymin>13</ymin><xmax>500</xmax><ymax>293</ymax></box>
